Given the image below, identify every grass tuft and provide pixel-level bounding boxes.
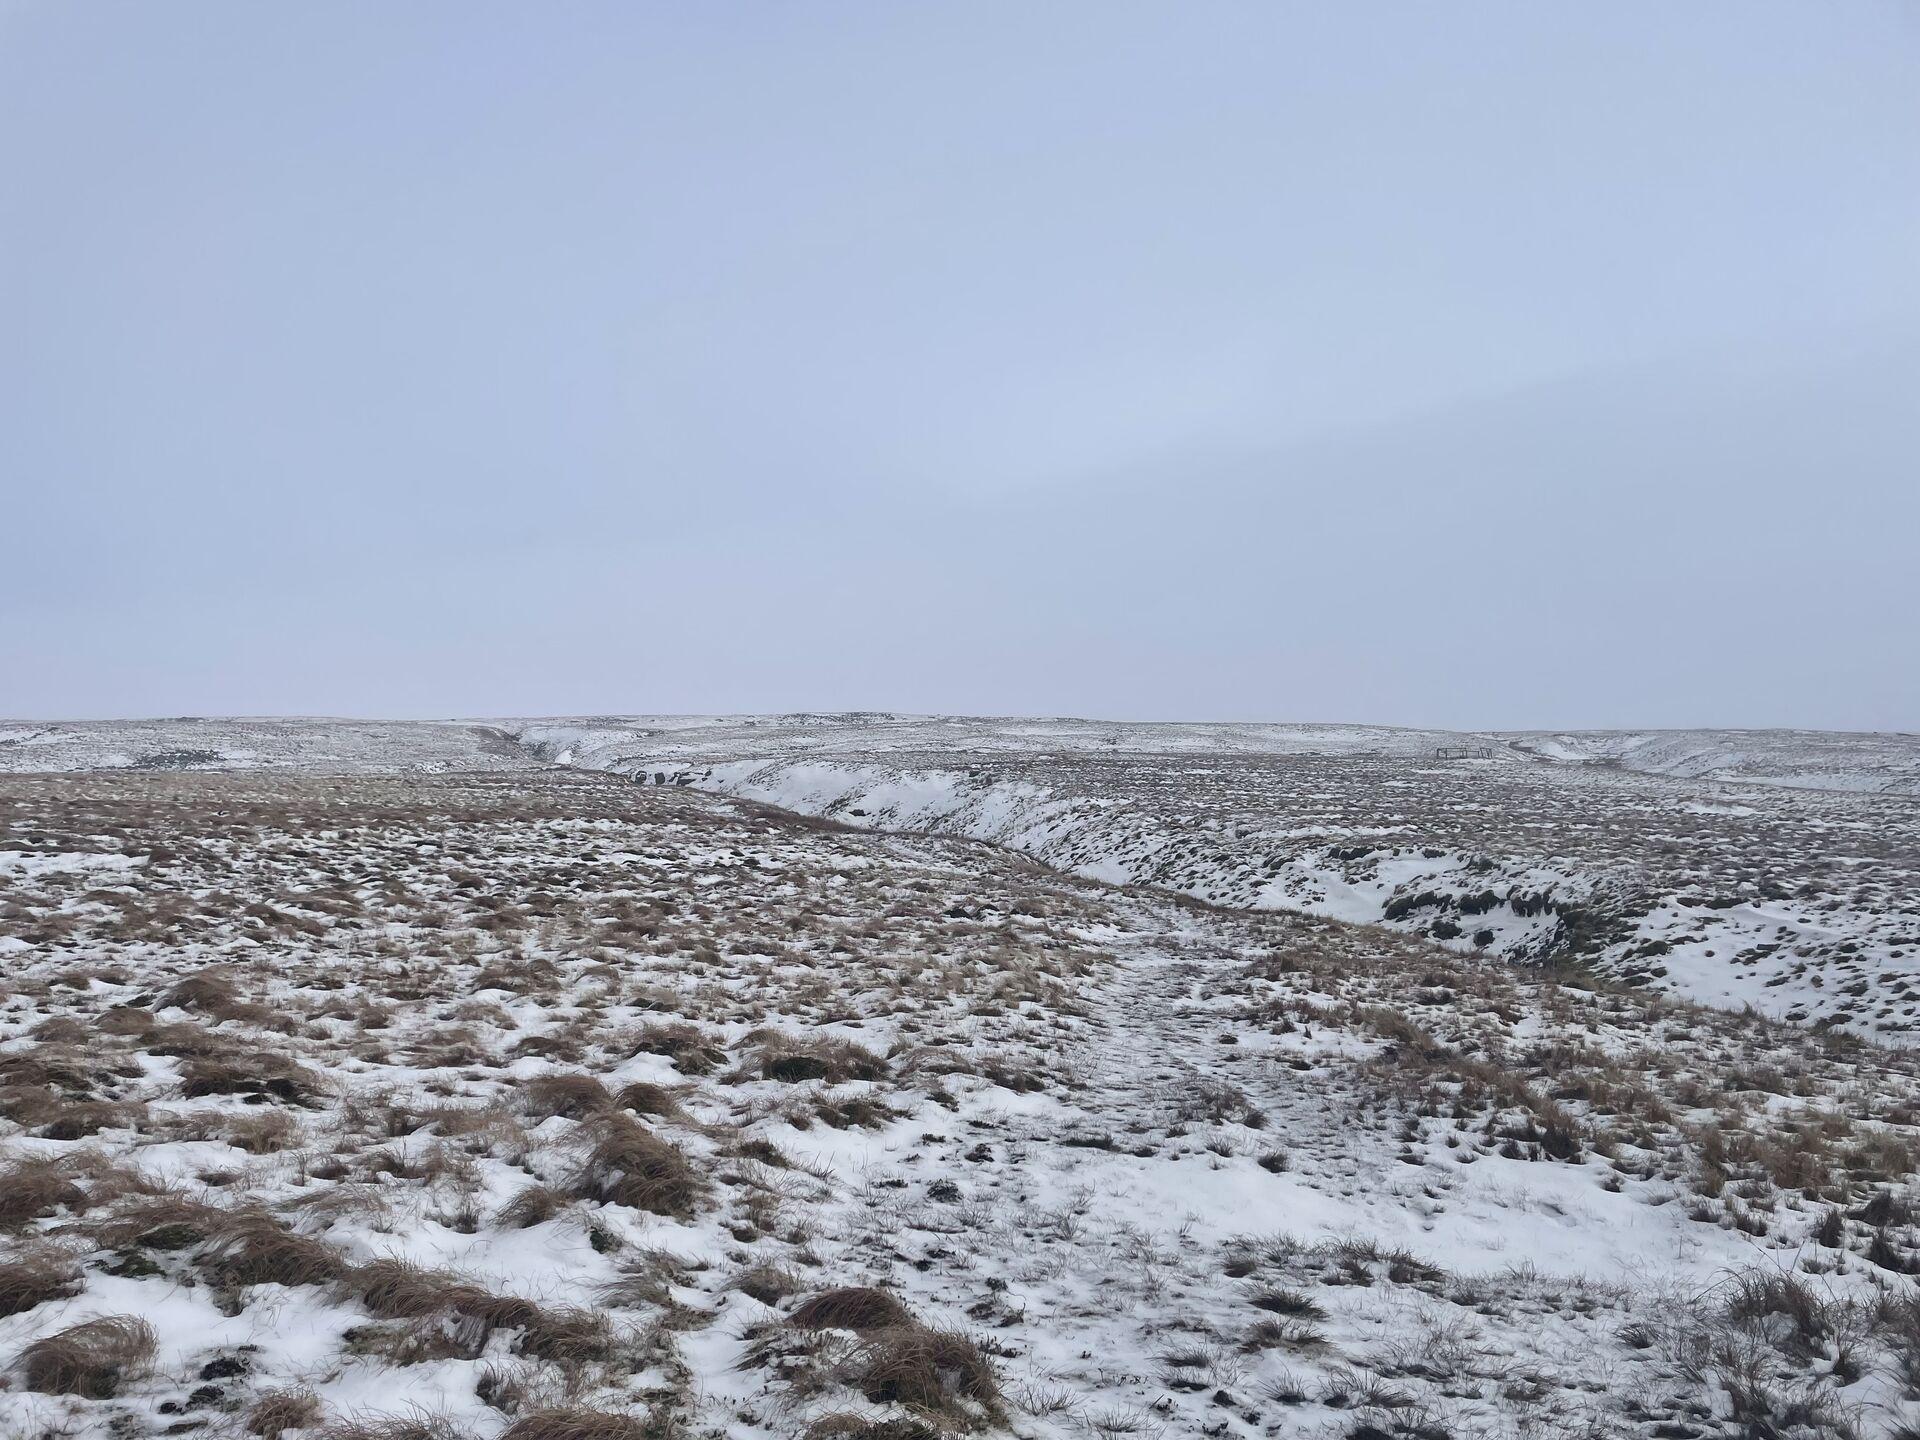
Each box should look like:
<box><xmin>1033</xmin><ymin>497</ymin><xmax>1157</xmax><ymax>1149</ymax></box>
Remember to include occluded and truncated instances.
<box><xmin>573</xmin><ymin>1113</ymin><xmax>704</xmax><ymax>1218</ymax></box>
<box><xmin>18</xmin><ymin>1315</ymin><xmax>157</xmax><ymax>1397</ymax></box>
<box><xmin>789</xmin><ymin>1286</ymin><xmax>914</xmax><ymax>1333</ymax></box>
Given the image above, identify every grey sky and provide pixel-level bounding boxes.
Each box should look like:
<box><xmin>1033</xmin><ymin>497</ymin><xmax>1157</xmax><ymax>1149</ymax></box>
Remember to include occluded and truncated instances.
<box><xmin>4</xmin><ymin>2</ymin><xmax>1916</xmax><ymax>729</ymax></box>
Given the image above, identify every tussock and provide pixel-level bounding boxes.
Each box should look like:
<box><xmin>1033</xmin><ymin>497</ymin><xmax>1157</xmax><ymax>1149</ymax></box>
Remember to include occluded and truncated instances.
<box><xmin>249</xmin><ymin>1387</ymin><xmax>326</xmax><ymax>1438</ymax></box>
<box><xmin>0</xmin><ymin>1157</ymin><xmax>87</xmax><ymax>1229</ymax></box>
<box><xmin>804</xmin><ymin>1419</ymin><xmax>943</xmax><ymax>1440</ymax></box>
<box><xmin>350</xmin><ymin>1257</ymin><xmax>532</xmax><ymax>1326</ymax></box>
<box><xmin>523</xmin><ymin>1072</ymin><xmax>617</xmax><ymax>1120</ymax></box>
<box><xmin>341</xmin><ymin>1258</ymin><xmax>613</xmax><ymax>1364</ymax></box>
<box><xmin>180</xmin><ymin>1047</ymin><xmax>323</xmax><ymax>1105</ymax></box>
<box><xmin>838</xmin><ymin>1325</ymin><xmax>1000</xmax><ymax>1417</ymax></box>
<box><xmin>160</xmin><ymin>966</ymin><xmax>246</xmax><ymax>1016</ymax></box>
<box><xmin>573</xmin><ymin>1113</ymin><xmax>704</xmax><ymax>1218</ymax></box>
<box><xmin>0</xmin><ymin>1250</ymin><xmax>81</xmax><ymax>1317</ymax></box>
<box><xmin>615</xmin><ymin>1080</ymin><xmax>683</xmax><ymax>1118</ymax></box>
<box><xmin>0</xmin><ymin>1045</ymin><xmax>119</xmax><ymax>1096</ymax></box>
<box><xmin>733</xmin><ymin>1263</ymin><xmax>803</xmax><ymax>1306</ymax></box>
<box><xmin>95</xmin><ymin>1193</ymin><xmax>227</xmax><ymax>1252</ymax></box>
<box><xmin>206</xmin><ymin>1210</ymin><xmax>348</xmax><ymax>1288</ymax></box>
<box><xmin>744</xmin><ymin>1029</ymin><xmax>890</xmax><ymax>1085</ymax></box>
<box><xmin>497</xmin><ymin>1183</ymin><xmax>570</xmax><ymax>1229</ymax></box>
<box><xmin>516</xmin><ymin>1306</ymin><xmax>615</xmax><ymax>1364</ymax></box>
<box><xmin>321</xmin><ymin>1415</ymin><xmax>467</xmax><ymax>1440</ymax></box>
<box><xmin>501</xmin><ymin>1410</ymin><xmax>657</xmax><ymax>1440</ymax></box>
<box><xmin>596</xmin><ymin>1251</ymin><xmax>693</xmax><ymax>1309</ymax></box>
<box><xmin>789</xmin><ymin>1286</ymin><xmax>913</xmax><ymax>1333</ymax></box>
<box><xmin>627</xmin><ymin>1022</ymin><xmax>726</xmax><ymax>1076</ymax></box>
<box><xmin>17</xmin><ymin>1314</ymin><xmax>157</xmax><ymax>1397</ymax></box>
<box><xmin>1250</xmin><ymin>1287</ymin><xmax>1327</xmax><ymax>1319</ymax></box>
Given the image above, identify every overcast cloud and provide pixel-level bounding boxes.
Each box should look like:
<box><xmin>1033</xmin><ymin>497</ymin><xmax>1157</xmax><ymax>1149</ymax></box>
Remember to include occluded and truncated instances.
<box><xmin>3</xmin><ymin>1</ymin><xmax>1916</xmax><ymax>728</ymax></box>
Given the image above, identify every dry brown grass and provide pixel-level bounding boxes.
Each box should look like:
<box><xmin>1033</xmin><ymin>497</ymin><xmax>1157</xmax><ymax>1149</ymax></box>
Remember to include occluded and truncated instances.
<box><xmin>350</xmin><ymin>1257</ymin><xmax>534</xmax><ymax>1327</ymax></box>
<box><xmin>92</xmin><ymin>1193</ymin><xmax>227</xmax><ymax>1252</ymax></box>
<box><xmin>501</xmin><ymin>1409</ymin><xmax>657</xmax><ymax>1440</ymax></box>
<box><xmin>33</xmin><ymin>1098</ymin><xmax>144</xmax><ymax>1140</ymax></box>
<box><xmin>160</xmin><ymin>966</ymin><xmax>246</xmax><ymax>1016</ymax></box>
<box><xmin>321</xmin><ymin>1415</ymin><xmax>467</xmax><ymax>1440</ymax></box>
<box><xmin>808</xmin><ymin>1093</ymin><xmax>900</xmax><ymax>1131</ymax></box>
<box><xmin>789</xmin><ymin>1286</ymin><xmax>913</xmax><ymax>1333</ymax></box>
<box><xmin>249</xmin><ymin>1387</ymin><xmax>326</xmax><ymax>1438</ymax></box>
<box><xmin>733</xmin><ymin>1263</ymin><xmax>804</xmax><ymax>1306</ymax></box>
<box><xmin>226</xmin><ymin>1109</ymin><xmax>302</xmax><ymax>1153</ymax></box>
<box><xmin>594</xmin><ymin>1251</ymin><xmax>693</xmax><ymax>1310</ymax></box>
<box><xmin>496</xmin><ymin>1183</ymin><xmax>570</xmax><ymax>1229</ymax></box>
<box><xmin>572</xmin><ymin>1113</ymin><xmax>704</xmax><ymax>1218</ymax></box>
<box><xmin>1241</xmin><ymin>1316</ymin><xmax>1327</xmax><ymax>1352</ymax></box>
<box><xmin>523</xmin><ymin>1072</ymin><xmax>617</xmax><ymax>1120</ymax></box>
<box><xmin>0</xmin><ymin>1044</ymin><xmax>128</xmax><ymax>1096</ymax></box>
<box><xmin>12</xmin><ymin>762</ymin><xmax>1916</xmax><ymax>1440</ymax></box>
<box><xmin>517</xmin><ymin>1306</ymin><xmax>615</xmax><ymax>1364</ymax></box>
<box><xmin>345</xmin><ymin>1258</ymin><xmax>611</xmax><ymax>1363</ymax></box>
<box><xmin>837</xmin><ymin>1325</ymin><xmax>1000</xmax><ymax>1418</ymax></box>
<box><xmin>205</xmin><ymin>1210</ymin><xmax>348</xmax><ymax>1288</ymax></box>
<box><xmin>744</xmin><ymin>1030</ymin><xmax>890</xmax><ymax>1085</ymax></box>
<box><xmin>615</xmin><ymin>1080</ymin><xmax>683</xmax><ymax>1118</ymax></box>
<box><xmin>30</xmin><ymin>1014</ymin><xmax>94</xmax><ymax>1042</ymax></box>
<box><xmin>626</xmin><ymin>1022</ymin><xmax>726</xmax><ymax>1076</ymax></box>
<box><xmin>17</xmin><ymin>1314</ymin><xmax>157</xmax><ymax>1397</ymax></box>
<box><xmin>803</xmin><ymin>1416</ymin><xmax>942</xmax><ymax>1440</ymax></box>
<box><xmin>180</xmin><ymin>1046</ymin><xmax>324</xmax><ymax>1106</ymax></box>
<box><xmin>0</xmin><ymin>1250</ymin><xmax>81</xmax><ymax>1317</ymax></box>
<box><xmin>0</xmin><ymin>1156</ymin><xmax>88</xmax><ymax>1229</ymax></box>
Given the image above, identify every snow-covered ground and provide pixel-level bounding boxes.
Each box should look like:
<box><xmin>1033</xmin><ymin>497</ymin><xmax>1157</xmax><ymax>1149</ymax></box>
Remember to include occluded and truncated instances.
<box><xmin>7</xmin><ymin>715</ymin><xmax>1918</xmax><ymax>1040</ymax></box>
<box><xmin>495</xmin><ymin>717</ymin><xmax>1920</xmax><ymax>1042</ymax></box>
<box><xmin>1505</xmin><ymin>728</ymin><xmax>1920</xmax><ymax>796</ymax></box>
<box><xmin>12</xmin><ymin>715</ymin><xmax>1916</xmax><ymax>793</ymax></box>
<box><xmin>0</xmin><ymin>719</ymin><xmax>532</xmax><ymax>776</ymax></box>
<box><xmin>6</xmin><ymin>767</ymin><xmax>1920</xmax><ymax>1440</ymax></box>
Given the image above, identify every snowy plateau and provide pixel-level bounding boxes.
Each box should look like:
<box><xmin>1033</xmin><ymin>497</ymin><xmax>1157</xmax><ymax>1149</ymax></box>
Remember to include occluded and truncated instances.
<box><xmin>1</xmin><ymin>715</ymin><xmax>1919</xmax><ymax>1440</ymax></box>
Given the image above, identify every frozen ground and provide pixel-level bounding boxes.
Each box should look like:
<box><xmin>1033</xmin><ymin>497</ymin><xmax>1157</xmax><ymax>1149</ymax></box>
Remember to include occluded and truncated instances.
<box><xmin>7</xmin><ymin>767</ymin><xmax>1920</xmax><ymax>1440</ymax></box>
<box><xmin>0</xmin><ymin>720</ymin><xmax>532</xmax><ymax>777</ymax></box>
<box><xmin>10</xmin><ymin>717</ymin><xmax>1918</xmax><ymax>794</ymax></box>
<box><xmin>496</xmin><ymin>718</ymin><xmax>1920</xmax><ymax>1042</ymax></box>
<box><xmin>7</xmin><ymin>716</ymin><xmax>1918</xmax><ymax>1040</ymax></box>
